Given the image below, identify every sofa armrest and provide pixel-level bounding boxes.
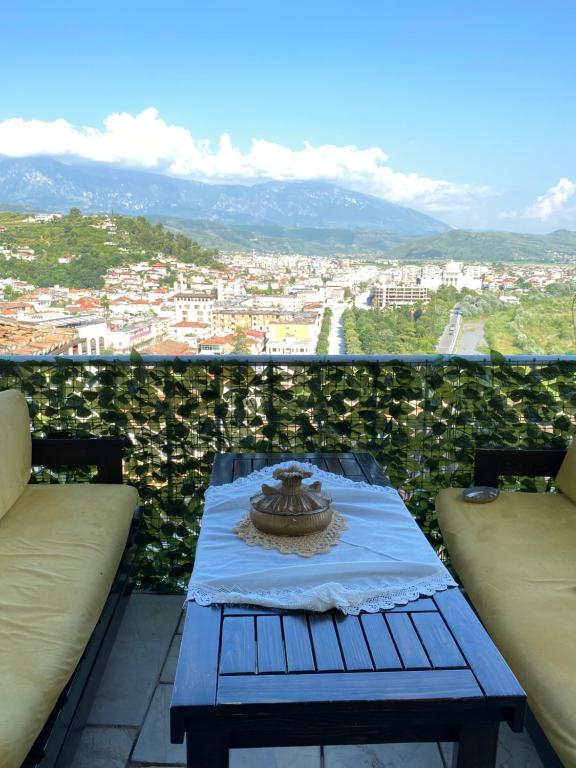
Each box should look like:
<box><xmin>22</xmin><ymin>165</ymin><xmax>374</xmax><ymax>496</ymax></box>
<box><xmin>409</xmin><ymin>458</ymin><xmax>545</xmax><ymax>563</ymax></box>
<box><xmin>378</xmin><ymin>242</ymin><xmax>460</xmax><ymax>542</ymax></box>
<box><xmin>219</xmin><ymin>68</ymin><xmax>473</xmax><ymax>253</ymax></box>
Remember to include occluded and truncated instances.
<box><xmin>31</xmin><ymin>438</ymin><xmax>124</xmax><ymax>484</ymax></box>
<box><xmin>474</xmin><ymin>448</ymin><xmax>566</xmax><ymax>487</ymax></box>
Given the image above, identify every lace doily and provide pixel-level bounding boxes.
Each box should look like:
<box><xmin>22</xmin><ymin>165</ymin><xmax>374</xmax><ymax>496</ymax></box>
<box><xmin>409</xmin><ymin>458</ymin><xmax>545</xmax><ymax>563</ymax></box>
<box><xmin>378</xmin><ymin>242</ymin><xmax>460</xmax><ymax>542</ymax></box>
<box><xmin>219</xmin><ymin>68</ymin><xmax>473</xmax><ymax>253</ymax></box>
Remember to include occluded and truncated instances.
<box><xmin>234</xmin><ymin>510</ymin><xmax>348</xmax><ymax>557</ymax></box>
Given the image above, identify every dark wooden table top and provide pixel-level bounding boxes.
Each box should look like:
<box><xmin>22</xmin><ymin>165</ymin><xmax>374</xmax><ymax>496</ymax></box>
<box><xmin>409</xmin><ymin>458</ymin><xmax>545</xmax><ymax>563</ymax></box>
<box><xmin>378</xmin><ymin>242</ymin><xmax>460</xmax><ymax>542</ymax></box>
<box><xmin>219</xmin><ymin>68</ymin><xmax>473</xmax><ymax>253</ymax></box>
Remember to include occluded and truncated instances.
<box><xmin>171</xmin><ymin>452</ymin><xmax>525</xmax><ymax>747</ymax></box>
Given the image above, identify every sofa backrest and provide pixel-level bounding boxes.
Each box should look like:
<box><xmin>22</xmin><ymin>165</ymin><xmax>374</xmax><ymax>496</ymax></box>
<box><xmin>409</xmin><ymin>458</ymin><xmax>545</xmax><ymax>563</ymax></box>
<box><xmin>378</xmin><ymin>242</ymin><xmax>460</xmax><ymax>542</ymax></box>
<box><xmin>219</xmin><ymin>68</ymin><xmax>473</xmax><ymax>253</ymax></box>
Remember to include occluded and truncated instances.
<box><xmin>0</xmin><ymin>389</ymin><xmax>32</xmax><ymax>521</ymax></box>
<box><xmin>556</xmin><ymin>438</ymin><xmax>576</xmax><ymax>503</ymax></box>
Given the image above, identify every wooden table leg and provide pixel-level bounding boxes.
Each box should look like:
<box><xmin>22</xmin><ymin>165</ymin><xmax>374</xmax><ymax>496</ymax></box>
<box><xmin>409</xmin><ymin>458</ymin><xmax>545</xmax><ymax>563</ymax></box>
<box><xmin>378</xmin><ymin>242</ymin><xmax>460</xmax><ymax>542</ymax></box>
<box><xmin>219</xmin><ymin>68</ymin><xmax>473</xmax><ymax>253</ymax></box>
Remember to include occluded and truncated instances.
<box><xmin>186</xmin><ymin>730</ymin><xmax>229</xmax><ymax>768</ymax></box>
<box><xmin>452</xmin><ymin>720</ymin><xmax>499</xmax><ymax>768</ymax></box>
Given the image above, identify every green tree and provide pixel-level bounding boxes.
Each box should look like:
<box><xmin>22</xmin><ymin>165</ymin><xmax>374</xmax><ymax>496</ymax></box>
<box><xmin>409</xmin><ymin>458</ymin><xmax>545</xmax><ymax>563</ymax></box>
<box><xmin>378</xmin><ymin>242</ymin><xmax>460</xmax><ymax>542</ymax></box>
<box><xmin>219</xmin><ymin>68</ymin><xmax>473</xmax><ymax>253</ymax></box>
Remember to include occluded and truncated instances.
<box><xmin>232</xmin><ymin>327</ymin><xmax>251</xmax><ymax>354</ymax></box>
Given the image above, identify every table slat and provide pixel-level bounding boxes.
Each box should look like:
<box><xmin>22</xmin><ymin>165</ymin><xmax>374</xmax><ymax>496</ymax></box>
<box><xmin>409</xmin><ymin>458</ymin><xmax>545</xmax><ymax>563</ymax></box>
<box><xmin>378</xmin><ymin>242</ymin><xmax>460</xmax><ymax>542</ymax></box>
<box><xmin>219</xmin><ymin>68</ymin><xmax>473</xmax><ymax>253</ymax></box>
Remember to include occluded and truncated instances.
<box><xmin>220</xmin><ymin>617</ymin><xmax>256</xmax><ymax>674</ymax></box>
<box><xmin>217</xmin><ymin>669</ymin><xmax>482</xmax><ymax>705</ymax></box>
<box><xmin>309</xmin><ymin>615</ymin><xmax>345</xmax><ymax>671</ymax></box>
<box><xmin>335</xmin><ymin>614</ymin><xmax>374</xmax><ymax>671</ymax></box>
<box><xmin>412</xmin><ymin>613</ymin><xmax>467</xmax><ymax>669</ymax></box>
<box><xmin>283</xmin><ymin>615</ymin><xmax>316</xmax><ymax>672</ymax></box>
<box><xmin>233</xmin><ymin>458</ymin><xmax>252</xmax><ymax>480</ymax></box>
<box><xmin>360</xmin><ymin>613</ymin><xmax>403</xmax><ymax>670</ymax></box>
<box><xmin>324</xmin><ymin>456</ymin><xmax>344</xmax><ymax>475</ymax></box>
<box><xmin>354</xmin><ymin>453</ymin><xmax>392</xmax><ymax>487</ymax></box>
<box><xmin>386</xmin><ymin>614</ymin><xmax>431</xmax><ymax>669</ymax></box>
<box><xmin>257</xmin><ymin>616</ymin><xmax>286</xmax><ymax>673</ymax></box>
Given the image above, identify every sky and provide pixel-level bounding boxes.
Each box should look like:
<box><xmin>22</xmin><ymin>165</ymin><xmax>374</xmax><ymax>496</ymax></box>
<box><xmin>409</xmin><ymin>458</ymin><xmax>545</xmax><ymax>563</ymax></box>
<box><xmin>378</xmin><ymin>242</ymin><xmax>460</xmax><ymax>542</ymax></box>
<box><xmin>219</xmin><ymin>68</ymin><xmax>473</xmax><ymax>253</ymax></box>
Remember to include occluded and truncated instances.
<box><xmin>1</xmin><ymin>0</ymin><xmax>575</xmax><ymax>232</ymax></box>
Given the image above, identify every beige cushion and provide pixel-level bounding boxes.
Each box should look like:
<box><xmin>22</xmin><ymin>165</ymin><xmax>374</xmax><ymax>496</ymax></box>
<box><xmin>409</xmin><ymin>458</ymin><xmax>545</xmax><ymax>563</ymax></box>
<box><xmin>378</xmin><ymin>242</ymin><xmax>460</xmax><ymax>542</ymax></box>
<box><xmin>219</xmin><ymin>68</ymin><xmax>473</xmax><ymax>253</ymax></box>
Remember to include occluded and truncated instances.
<box><xmin>555</xmin><ymin>439</ymin><xmax>576</xmax><ymax>503</ymax></box>
<box><xmin>0</xmin><ymin>389</ymin><xmax>31</xmax><ymax>521</ymax></box>
<box><xmin>436</xmin><ymin>488</ymin><xmax>576</xmax><ymax>768</ymax></box>
<box><xmin>0</xmin><ymin>483</ymin><xmax>138</xmax><ymax>768</ymax></box>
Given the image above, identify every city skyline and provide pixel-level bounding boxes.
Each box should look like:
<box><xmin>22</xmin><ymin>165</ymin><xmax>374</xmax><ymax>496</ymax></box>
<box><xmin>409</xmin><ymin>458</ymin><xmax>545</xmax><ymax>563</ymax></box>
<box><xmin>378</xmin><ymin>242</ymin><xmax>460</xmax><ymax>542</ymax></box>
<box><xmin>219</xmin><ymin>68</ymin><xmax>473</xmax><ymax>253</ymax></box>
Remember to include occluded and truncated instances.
<box><xmin>1</xmin><ymin>0</ymin><xmax>575</xmax><ymax>232</ymax></box>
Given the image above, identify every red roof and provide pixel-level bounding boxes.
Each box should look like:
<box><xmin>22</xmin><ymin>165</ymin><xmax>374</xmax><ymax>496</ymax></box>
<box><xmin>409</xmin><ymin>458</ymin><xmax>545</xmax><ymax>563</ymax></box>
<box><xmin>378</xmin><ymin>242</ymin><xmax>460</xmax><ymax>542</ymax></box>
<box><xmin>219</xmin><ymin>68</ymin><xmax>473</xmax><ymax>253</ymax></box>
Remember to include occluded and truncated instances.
<box><xmin>143</xmin><ymin>340</ymin><xmax>194</xmax><ymax>354</ymax></box>
<box><xmin>175</xmin><ymin>321</ymin><xmax>209</xmax><ymax>328</ymax></box>
<box><xmin>201</xmin><ymin>334</ymin><xmax>234</xmax><ymax>345</ymax></box>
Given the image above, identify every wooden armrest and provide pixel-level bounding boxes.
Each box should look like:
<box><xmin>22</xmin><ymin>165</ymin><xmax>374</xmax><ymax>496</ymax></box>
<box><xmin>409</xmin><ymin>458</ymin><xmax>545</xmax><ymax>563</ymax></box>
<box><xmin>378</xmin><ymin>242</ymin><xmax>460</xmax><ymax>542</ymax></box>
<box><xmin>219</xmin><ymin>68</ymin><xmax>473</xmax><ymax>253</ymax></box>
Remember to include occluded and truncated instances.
<box><xmin>474</xmin><ymin>448</ymin><xmax>566</xmax><ymax>487</ymax></box>
<box><xmin>31</xmin><ymin>438</ymin><xmax>124</xmax><ymax>484</ymax></box>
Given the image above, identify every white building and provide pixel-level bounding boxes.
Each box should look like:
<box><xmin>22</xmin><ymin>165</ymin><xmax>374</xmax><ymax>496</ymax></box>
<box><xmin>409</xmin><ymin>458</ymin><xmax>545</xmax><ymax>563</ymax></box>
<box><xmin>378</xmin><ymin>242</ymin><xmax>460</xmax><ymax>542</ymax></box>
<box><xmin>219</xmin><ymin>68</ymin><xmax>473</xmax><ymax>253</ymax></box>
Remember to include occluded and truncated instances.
<box><xmin>173</xmin><ymin>290</ymin><xmax>217</xmax><ymax>325</ymax></box>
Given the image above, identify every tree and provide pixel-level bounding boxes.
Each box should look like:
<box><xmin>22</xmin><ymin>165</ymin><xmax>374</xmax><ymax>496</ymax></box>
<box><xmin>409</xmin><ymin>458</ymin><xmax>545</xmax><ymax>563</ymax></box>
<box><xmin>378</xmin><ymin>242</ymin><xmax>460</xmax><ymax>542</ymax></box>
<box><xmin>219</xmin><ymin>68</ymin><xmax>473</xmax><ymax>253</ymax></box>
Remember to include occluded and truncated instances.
<box><xmin>232</xmin><ymin>327</ymin><xmax>251</xmax><ymax>354</ymax></box>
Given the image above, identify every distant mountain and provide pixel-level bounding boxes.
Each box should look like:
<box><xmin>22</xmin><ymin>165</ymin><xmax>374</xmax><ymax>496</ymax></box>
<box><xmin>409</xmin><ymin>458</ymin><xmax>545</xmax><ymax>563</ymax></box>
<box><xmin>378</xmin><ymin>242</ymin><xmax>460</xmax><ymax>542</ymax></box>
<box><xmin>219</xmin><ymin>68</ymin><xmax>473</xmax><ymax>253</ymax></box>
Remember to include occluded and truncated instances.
<box><xmin>382</xmin><ymin>228</ymin><xmax>576</xmax><ymax>262</ymax></box>
<box><xmin>0</xmin><ymin>156</ymin><xmax>448</xmax><ymax>237</ymax></box>
<box><xmin>149</xmin><ymin>216</ymin><xmax>410</xmax><ymax>255</ymax></box>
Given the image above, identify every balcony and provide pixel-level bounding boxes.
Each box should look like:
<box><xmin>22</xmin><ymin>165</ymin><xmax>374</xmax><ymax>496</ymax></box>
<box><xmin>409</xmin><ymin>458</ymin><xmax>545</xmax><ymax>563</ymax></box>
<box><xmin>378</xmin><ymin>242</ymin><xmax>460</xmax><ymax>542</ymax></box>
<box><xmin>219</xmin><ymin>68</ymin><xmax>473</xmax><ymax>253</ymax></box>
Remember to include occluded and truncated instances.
<box><xmin>3</xmin><ymin>353</ymin><xmax>571</xmax><ymax>767</ymax></box>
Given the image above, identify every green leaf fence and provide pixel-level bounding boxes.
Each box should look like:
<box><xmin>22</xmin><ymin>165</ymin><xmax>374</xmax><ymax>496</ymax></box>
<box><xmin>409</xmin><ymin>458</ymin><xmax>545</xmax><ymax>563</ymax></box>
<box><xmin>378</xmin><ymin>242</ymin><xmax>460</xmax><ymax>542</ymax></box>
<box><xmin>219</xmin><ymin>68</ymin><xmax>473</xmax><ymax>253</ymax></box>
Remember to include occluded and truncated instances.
<box><xmin>1</xmin><ymin>353</ymin><xmax>575</xmax><ymax>591</ymax></box>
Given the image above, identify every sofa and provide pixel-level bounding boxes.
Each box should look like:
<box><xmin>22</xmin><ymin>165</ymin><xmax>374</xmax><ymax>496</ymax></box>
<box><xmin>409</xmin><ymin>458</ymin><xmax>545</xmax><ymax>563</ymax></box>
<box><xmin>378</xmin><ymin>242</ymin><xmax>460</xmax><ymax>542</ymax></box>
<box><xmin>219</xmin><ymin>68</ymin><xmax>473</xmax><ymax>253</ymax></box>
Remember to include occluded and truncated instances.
<box><xmin>0</xmin><ymin>389</ymin><xmax>139</xmax><ymax>768</ymax></box>
<box><xmin>436</xmin><ymin>446</ymin><xmax>576</xmax><ymax>768</ymax></box>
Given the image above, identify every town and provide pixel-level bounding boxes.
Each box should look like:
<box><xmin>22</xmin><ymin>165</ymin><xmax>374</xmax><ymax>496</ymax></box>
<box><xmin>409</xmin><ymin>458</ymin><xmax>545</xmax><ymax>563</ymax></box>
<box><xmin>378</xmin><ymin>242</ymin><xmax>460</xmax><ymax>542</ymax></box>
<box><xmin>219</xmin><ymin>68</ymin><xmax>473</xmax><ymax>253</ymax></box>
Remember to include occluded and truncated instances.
<box><xmin>0</xmin><ymin>214</ymin><xmax>575</xmax><ymax>356</ymax></box>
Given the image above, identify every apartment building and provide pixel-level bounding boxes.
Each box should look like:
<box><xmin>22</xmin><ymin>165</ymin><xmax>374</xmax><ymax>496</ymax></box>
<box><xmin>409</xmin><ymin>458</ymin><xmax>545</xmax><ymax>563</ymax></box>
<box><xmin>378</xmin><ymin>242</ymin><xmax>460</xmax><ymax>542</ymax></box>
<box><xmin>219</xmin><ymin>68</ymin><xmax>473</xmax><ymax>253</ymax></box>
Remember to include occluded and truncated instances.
<box><xmin>372</xmin><ymin>285</ymin><xmax>429</xmax><ymax>308</ymax></box>
<box><xmin>173</xmin><ymin>290</ymin><xmax>217</xmax><ymax>325</ymax></box>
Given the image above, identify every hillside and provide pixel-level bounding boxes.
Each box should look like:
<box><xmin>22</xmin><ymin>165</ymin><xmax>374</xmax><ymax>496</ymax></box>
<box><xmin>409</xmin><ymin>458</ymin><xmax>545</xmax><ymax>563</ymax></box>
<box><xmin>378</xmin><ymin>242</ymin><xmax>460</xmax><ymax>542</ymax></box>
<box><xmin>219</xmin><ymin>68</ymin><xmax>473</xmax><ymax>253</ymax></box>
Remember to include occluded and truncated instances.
<box><xmin>149</xmin><ymin>216</ymin><xmax>408</xmax><ymax>255</ymax></box>
<box><xmin>0</xmin><ymin>156</ymin><xmax>449</xmax><ymax>237</ymax></box>
<box><xmin>484</xmin><ymin>287</ymin><xmax>576</xmax><ymax>354</ymax></box>
<box><xmin>0</xmin><ymin>210</ymin><xmax>220</xmax><ymax>289</ymax></box>
<box><xmin>382</xmin><ymin>228</ymin><xmax>576</xmax><ymax>262</ymax></box>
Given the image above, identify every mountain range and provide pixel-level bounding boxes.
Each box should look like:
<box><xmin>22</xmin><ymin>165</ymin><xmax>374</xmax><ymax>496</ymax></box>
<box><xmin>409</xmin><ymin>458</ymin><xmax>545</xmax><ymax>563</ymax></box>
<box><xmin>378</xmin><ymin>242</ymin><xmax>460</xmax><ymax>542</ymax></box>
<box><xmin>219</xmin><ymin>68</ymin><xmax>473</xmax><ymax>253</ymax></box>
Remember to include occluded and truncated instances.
<box><xmin>382</xmin><ymin>228</ymin><xmax>576</xmax><ymax>262</ymax></box>
<box><xmin>0</xmin><ymin>156</ymin><xmax>448</xmax><ymax>237</ymax></box>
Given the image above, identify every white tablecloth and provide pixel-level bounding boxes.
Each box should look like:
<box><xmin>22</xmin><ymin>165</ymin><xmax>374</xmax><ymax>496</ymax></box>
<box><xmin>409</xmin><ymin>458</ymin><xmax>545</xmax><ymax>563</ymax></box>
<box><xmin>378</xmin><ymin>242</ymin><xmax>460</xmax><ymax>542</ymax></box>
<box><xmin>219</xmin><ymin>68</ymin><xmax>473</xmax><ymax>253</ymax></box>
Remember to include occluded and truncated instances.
<box><xmin>187</xmin><ymin>461</ymin><xmax>456</xmax><ymax>614</ymax></box>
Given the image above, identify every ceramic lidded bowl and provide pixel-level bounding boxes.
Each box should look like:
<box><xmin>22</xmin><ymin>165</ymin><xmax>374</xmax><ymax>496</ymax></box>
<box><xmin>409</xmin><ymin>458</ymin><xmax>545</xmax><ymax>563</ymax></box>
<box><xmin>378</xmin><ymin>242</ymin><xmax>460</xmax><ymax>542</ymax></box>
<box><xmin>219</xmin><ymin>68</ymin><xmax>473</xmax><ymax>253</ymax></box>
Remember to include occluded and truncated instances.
<box><xmin>249</xmin><ymin>464</ymin><xmax>333</xmax><ymax>537</ymax></box>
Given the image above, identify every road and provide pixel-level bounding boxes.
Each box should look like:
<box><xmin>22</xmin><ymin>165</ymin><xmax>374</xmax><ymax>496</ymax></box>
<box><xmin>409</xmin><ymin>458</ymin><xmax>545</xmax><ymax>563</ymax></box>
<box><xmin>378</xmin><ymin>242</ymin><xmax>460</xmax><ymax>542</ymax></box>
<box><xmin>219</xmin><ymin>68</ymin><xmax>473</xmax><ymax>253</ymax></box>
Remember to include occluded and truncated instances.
<box><xmin>436</xmin><ymin>305</ymin><xmax>462</xmax><ymax>353</ymax></box>
<box><xmin>327</xmin><ymin>290</ymin><xmax>371</xmax><ymax>353</ymax></box>
<box><xmin>328</xmin><ymin>303</ymin><xmax>346</xmax><ymax>354</ymax></box>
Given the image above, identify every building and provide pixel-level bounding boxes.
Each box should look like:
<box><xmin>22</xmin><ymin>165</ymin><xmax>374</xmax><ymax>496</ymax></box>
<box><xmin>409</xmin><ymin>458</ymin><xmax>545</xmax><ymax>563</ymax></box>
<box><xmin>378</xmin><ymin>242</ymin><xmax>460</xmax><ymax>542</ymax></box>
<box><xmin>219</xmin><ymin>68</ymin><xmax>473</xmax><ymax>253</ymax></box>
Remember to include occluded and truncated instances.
<box><xmin>34</xmin><ymin>315</ymin><xmax>109</xmax><ymax>355</ymax></box>
<box><xmin>0</xmin><ymin>319</ymin><xmax>78</xmax><ymax>355</ymax></box>
<box><xmin>265</xmin><ymin>320</ymin><xmax>319</xmax><ymax>354</ymax></box>
<box><xmin>372</xmin><ymin>285</ymin><xmax>428</xmax><ymax>308</ymax></box>
<box><xmin>173</xmin><ymin>290</ymin><xmax>217</xmax><ymax>325</ymax></box>
<box><xmin>213</xmin><ymin>304</ymin><xmax>320</xmax><ymax>335</ymax></box>
<box><xmin>199</xmin><ymin>329</ymin><xmax>266</xmax><ymax>355</ymax></box>
<box><xmin>107</xmin><ymin>317</ymin><xmax>168</xmax><ymax>353</ymax></box>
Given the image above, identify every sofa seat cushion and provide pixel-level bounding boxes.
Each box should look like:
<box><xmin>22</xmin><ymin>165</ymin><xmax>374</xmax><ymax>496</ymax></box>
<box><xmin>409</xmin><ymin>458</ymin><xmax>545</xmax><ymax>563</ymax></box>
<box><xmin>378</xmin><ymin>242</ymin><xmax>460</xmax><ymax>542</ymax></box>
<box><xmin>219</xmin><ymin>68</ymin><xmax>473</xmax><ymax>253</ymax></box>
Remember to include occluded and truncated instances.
<box><xmin>436</xmin><ymin>488</ymin><xmax>576</xmax><ymax>768</ymax></box>
<box><xmin>0</xmin><ymin>483</ymin><xmax>138</xmax><ymax>768</ymax></box>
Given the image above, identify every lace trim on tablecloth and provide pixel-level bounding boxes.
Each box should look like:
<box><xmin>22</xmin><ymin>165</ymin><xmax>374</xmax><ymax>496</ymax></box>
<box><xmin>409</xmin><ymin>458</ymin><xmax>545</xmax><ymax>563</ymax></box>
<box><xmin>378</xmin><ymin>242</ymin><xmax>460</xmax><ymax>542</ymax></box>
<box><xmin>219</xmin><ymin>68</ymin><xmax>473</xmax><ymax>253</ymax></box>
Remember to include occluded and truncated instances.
<box><xmin>233</xmin><ymin>510</ymin><xmax>348</xmax><ymax>557</ymax></box>
<box><xmin>188</xmin><ymin>573</ymin><xmax>455</xmax><ymax>615</ymax></box>
<box><xmin>205</xmin><ymin>460</ymin><xmax>398</xmax><ymax>503</ymax></box>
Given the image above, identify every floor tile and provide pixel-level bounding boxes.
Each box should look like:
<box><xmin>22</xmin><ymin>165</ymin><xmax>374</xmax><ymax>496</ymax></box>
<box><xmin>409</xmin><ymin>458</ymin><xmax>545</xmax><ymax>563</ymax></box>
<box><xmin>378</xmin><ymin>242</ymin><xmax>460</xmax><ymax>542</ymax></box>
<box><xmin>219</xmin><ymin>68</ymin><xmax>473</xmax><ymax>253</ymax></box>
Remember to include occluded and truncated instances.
<box><xmin>440</xmin><ymin>725</ymin><xmax>544</xmax><ymax>768</ymax></box>
<box><xmin>324</xmin><ymin>742</ymin><xmax>444</xmax><ymax>767</ymax></box>
<box><xmin>230</xmin><ymin>746</ymin><xmax>321</xmax><ymax>767</ymax></box>
<box><xmin>88</xmin><ymin>594</ymin><xmax>183</xmax><ymax>727</ymax></box>
<box><xmin>497</xmin><ymin>725</ymin><xmax>544</xmax><ymax>768</ymax></box>
<box><xmin>72</xmin><ymin>726</ymin><xmax>137</xmax><ymax>768</ymax></box>
<box><xmin>132</xmin><ymin>684</ymin><xmax>185</xmax><ymax>765</ymax></box>
<box><xmin>160</xmin><ymin>634</ymin><xmax>182</xmax><ymax>684</ymax></box>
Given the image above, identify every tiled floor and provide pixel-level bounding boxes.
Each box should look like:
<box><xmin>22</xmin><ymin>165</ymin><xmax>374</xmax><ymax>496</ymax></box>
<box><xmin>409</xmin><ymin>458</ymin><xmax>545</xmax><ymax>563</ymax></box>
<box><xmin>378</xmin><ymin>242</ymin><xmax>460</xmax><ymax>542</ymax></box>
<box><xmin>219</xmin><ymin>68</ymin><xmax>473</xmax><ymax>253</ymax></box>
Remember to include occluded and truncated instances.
<box><xmin>74</xmin><ymin>593</ymin><xmax>544</xmax><ymax>768</ymax></box>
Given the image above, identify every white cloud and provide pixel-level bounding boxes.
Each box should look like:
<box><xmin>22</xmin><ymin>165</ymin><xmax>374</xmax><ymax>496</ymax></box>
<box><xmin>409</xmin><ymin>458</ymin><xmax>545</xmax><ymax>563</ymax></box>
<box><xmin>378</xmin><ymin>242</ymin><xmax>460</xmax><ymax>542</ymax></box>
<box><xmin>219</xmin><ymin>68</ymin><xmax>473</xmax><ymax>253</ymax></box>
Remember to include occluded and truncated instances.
<box><xmin>0</xmin><ymin>107</ymin><xmax>488</xmax><ymax>212</ymax></box>
<box><xmin>524</xmin><ymin>177</ymin><xmax>576</xmax><ymax>220</ymax></box>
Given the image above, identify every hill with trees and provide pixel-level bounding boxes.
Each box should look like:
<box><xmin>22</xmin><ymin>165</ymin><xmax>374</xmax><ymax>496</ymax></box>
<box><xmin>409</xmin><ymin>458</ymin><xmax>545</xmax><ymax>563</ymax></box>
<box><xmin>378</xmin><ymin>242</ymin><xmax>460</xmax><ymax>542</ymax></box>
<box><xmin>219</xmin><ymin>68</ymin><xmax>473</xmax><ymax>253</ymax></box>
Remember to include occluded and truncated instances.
<box><xmin>484</xmin><ymin>285</ymin><xmax>576</xmax><ymax>354</ymax></box>
<box><xmin>0</xmin><ymin>209</ymin><xmax>221</xmax><ymax>289</ymax></box>
<box><xmin>382</xmin><ymin>229</ymin><xmax>576</xmax><ymax>263</ymax></box>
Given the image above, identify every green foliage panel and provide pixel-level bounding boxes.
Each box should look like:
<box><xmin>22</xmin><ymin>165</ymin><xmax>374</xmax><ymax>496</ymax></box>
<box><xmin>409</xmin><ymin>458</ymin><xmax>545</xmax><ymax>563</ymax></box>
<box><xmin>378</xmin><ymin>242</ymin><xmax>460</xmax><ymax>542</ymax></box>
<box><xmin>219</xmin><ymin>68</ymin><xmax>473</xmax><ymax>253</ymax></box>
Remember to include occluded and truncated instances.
<box><xmin>1</xmin><ymin>355</ymin><xmax>574</xmax><ymax>592</ymax></box>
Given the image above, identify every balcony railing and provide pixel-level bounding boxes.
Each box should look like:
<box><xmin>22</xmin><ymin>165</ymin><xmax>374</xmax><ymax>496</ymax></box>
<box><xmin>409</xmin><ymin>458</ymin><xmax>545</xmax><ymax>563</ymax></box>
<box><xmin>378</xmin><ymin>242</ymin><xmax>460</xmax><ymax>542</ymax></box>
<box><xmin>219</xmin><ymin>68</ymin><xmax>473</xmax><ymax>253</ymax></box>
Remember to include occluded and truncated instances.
<box><xmin>2</xmin><ymin>353</ymin><xmax>575</xmax><ymax>590</ymax></box>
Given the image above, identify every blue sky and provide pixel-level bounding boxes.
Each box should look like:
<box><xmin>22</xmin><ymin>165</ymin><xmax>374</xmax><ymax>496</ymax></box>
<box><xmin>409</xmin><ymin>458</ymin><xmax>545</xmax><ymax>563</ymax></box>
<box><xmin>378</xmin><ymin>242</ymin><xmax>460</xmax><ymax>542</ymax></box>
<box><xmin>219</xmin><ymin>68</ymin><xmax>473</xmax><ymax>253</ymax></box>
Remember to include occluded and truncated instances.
<box><xmin>1</xmin><ymin>0</ymin><xmax>575</xmax><ymax>231</ymax></box>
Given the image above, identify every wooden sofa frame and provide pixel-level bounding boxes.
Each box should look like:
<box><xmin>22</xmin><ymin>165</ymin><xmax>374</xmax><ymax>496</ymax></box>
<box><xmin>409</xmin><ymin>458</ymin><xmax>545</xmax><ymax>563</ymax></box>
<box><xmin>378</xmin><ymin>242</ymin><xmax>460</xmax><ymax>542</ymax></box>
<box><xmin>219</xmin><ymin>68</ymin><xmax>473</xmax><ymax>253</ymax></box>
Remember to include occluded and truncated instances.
<box><xmin>20</xmin><ymin>438</ymin><xmax>141</xmax><ymax>768</ymax></box>
<box><xmin>473</xmin><ymin>447</ymin><xmax>566</xmax><ymax>768</ymax></box>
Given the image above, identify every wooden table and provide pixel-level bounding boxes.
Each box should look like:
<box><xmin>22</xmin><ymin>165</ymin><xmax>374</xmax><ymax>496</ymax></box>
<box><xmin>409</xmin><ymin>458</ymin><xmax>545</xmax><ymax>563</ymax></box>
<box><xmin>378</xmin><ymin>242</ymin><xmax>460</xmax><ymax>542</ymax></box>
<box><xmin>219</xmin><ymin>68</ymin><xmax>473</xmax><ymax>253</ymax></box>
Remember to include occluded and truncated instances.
<box><xmin>171</xmin><ymin>453</ymin><xmax>525</xmax><ymax>768</ymax></box>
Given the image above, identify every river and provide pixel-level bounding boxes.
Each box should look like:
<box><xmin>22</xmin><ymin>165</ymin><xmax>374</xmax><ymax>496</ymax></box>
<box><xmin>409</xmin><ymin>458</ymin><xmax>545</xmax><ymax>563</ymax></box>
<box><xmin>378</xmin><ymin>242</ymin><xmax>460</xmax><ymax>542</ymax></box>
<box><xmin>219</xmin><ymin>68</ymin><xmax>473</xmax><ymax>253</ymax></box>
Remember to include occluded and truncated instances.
<box><xmin>456</xmin><ymin>320</ymin><xmax>487</xmax><ymax>354</ymax></box>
